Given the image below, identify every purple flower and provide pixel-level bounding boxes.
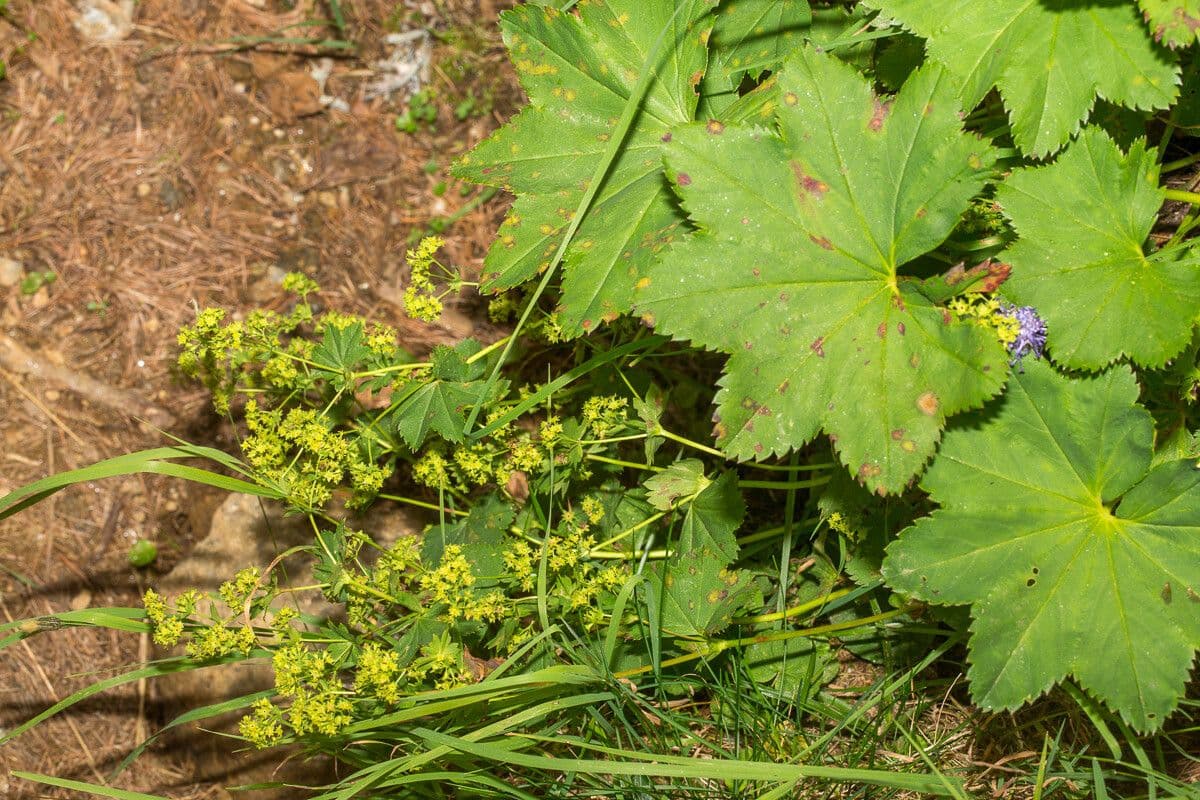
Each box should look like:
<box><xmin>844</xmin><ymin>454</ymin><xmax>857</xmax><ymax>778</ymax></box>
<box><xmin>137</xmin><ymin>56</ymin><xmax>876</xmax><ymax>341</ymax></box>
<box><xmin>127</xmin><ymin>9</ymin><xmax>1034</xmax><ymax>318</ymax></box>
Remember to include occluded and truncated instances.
<box><xmin>999</xmin><ymin>303</ymin><xmax>1047</xmax><ymax>369</ymax></box>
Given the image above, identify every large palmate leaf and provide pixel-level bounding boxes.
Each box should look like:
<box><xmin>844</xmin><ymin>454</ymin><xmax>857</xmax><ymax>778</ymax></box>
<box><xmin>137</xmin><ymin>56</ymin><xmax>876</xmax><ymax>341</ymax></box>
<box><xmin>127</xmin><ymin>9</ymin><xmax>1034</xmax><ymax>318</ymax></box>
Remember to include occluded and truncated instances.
<box><xmin>884</xmin><ymin>361</ymin><xmax>1200</xmax><ymax>731</ymax></box>
<box><xmin>997</xmin><ymin>128</ymin><xmax>1200</xmax><ymax>370</ymax></box>
<box><xmin>865</xmin><ymin>0</ymin><xmax>1179</xmax><ymax>156</ymax></box>
<box><xmin>1139</xmin><ymin>0</ymin><xmax>1200</xmax><ymax>48</ymax></box>
<box><xmin>637</xmin><ymin>47</ymin><xmax>1007</xmax><ymax>494</ymax></box>
<box><xmin>454</xmin><ymin>0</ymin><xmax>714</xmax><ymax>335</ymax></box>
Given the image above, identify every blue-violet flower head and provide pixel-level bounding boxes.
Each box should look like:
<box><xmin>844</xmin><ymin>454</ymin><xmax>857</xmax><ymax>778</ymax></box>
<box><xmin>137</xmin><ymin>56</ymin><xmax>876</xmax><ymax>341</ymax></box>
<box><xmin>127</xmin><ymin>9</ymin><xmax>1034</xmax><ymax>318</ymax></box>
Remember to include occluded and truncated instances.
<box><xmin>998</xmin><ymin>303</ymin><xmax>1047</xmax><ymax>368</ymax></box>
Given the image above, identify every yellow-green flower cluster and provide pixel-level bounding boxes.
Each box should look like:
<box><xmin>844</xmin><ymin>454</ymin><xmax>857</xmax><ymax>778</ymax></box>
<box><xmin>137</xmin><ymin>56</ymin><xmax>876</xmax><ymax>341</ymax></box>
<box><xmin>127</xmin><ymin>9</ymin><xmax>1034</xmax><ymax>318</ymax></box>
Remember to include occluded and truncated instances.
<box><xmin>403</xmin><ymin>235</ymin><xmax>448</xmax><ymax>323</ymax></box>
<box><xmin>270</xmin><ymin>642</ymin><xmax>353</xmax><ymax>737</ymax></box>
<box><xmin>947</xmin><ymin>295</ymin><xmax>1020</xmax><ymax>347</ymax></box>
<box><xmin>281</xmin><ymin>271</ymin><xmax>319</xmax><ymax>297</ymax></box>
<box><xmin>581</xmin><ymin>395</ymin><xmax>628</xmax><ymax>439</ymax></box>
<box><xmin>354</xmin><ymin>642</ymin><xmax>402</xmax><ymax>704</ymax></box>
<box><xmin>241</xmin><ymin>400</ymin><xmax>392</xmax><ymax>511</ymax></box>
<box><xmin>143</xmin><ymin>589</ymin><xmax>185</xmax><ymax>647</ymax></box>
<box><xmin>407</xmin><ymin>631</ymin><xmax>471</xmax><ymax>690</ymax></box>
<box><xmin>419</xmin><ymin>544</ymin><xmax>476</xmax><ymax>620</ymax></box>
<box><xmin>219</xmin><ymin>567</ymin><xmax>262</xmax><ymax>610</ymax></box>
<box><xmin>185</xmin><ymin>624</ymin><xmax>256</xmax><ymax>660</ymax></box>
<box><xmin>239</xmin><ymin>698</ymin><xmax>286</xmax><ymax>749</ymax></box>
<box><xmin>345</xmin><ymin>537</ymin><xmax>421</xmax><ymax>627</ymax></box>
<box><xmin>503</xmin><ymin>538</ymin><xmax>536</xmax><ymax>592</ymax></box>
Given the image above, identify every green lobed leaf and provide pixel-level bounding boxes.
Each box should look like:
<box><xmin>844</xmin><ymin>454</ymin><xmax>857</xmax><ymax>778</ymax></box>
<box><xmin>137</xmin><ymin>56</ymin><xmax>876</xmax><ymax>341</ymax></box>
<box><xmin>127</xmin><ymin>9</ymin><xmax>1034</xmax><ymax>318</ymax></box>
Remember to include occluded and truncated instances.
<box><xmin>865</xmin><ymin>0</ymin><xmax>1179</xmax><ymax>156</ymax></box>
<box><xmin>996</xmin><ymin>128</ymin><xmax>1200</xmax><ymax>370</ymax></box>
<box><xmin>680</xmin><ymin>470</ymin><xmax>743</xmax><ymax>563</ymax></box>
<box><xmin>644</xmin><ymin>459</ymin><xmax>711</xmax><ymax>510</ymax></box>
<box><xmin>883</xmin><ymin>360</ymin><xmax>1200</xmax><ymax>731</ymax></box>
<box><xmin>391</xmin><ymin>379</ymin><xmax>483</xmax><ymax>449</ymax></box>
<box><xmin>312</xmin><ymin>321</ymin><xmax>372</xmax><ymax>375</ymax></box>
<box><xmin>1139</xmin><ymin>0</ymin><xmax>1200</xmax><ymax>48</ymax></box>
<box><xmin>454</xmin><ymin>0</ymin><xmax>715</xmax><ymax>335</ymax></box>
<box><xmin>637</xmin><ymin>47</ymin><xmax>1007</xmax><ymax>494</ymax></box>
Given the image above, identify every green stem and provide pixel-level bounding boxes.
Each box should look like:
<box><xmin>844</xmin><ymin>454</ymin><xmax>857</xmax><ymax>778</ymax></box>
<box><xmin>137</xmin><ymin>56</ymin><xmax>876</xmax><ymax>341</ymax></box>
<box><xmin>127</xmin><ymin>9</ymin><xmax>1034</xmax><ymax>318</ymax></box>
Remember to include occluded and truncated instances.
<box><xmin>377</xmin><ymin>493</ymin><xmax>468</xmax><ymax>517</ymax></box>
<box><xmin>1162</xmin><ymin>151</ymin><xmax>1200</xmax><ymax>173</ymax></box>
<box><xmin>739</xmin><ymin>476</ymin><xmax>831</xmax><ymax>490</ymax></box>
<box><xmin>586</xmin><ymin>454</ymin><xmax>660</xmax><ymax>472</ymax></box>
<box><xmin>733</xmin><ymin>588</ymin><xmax>854</xmax><ymax>625</ymax></box>
<box><xmin>465</xmin><ymin>334</ymin><xmax>511</xmax><ymax>365</ymax></box>
<box><xmin>1163</xmin><ymin>187</ymin><xmax>1200</xmax><ymax>205</ymax></box>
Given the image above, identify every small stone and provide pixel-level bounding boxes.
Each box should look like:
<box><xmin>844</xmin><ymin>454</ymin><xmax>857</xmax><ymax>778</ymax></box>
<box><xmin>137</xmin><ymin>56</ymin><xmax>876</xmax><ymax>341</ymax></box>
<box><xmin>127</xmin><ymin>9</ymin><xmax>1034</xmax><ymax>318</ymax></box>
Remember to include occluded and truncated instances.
<box><xmin>44</xmin><ymin>389</ymin><xmax>60</xmax><ymax>401</ymax></box>
<box><xmin>164</xmin><ymin>500</ymin><xmax>179</xmax><ymax>512</ymax></box>
<box><xmin>69</xmin><ymin>590</ymin><xmax>92</xmax><ymax>611</ymax></box>
<box><xmin>136</xmin><ymin>182</ymin><xmax>151</xmax><ymax>197</ymax></box>
<box><xmin>0</xmin><ymin>256</ymin><xmax>23</xmax><ymax>288</ymax></box>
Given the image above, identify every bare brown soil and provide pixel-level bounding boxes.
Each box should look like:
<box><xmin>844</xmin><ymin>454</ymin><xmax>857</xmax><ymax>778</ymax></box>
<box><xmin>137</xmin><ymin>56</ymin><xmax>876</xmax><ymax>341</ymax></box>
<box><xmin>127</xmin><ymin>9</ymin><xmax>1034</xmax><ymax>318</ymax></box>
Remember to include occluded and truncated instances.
<box><xmin>0</xmin><ymin>1</ymin><xmax>513</xmax><ymax>796</ymax></box>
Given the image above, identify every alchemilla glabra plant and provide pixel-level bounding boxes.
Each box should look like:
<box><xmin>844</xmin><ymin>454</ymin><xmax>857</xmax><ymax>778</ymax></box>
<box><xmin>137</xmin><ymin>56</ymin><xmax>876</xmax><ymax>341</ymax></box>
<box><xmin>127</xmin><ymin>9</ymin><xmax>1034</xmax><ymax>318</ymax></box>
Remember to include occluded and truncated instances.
<box><xmin>4</xmin><ymin>0</ymin><xmax>1200</xmax><ymax>797</ymax></box>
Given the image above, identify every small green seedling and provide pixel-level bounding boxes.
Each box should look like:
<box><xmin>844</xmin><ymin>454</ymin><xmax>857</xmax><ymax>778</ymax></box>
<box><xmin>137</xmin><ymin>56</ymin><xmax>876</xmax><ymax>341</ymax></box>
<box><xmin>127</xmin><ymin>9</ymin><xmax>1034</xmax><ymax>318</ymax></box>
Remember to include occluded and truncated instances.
<box><xmin>20</xmin><ymin>271</ymin><xmax>56</xmax><ymax>296</ymax></box>
<box><xmin>395</xmin><ymin>90</ymin><xmax>438</xmax><ymax>134</ymax></box>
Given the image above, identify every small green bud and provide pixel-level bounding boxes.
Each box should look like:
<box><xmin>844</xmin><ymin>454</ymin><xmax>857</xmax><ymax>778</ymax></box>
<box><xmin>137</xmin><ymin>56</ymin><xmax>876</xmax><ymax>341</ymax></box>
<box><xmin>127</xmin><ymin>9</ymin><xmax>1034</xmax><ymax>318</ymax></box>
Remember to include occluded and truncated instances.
<box><xmin>128</xmin><ymin>540</ymin><xmax>158</xmax><ymax>568</ymax></box>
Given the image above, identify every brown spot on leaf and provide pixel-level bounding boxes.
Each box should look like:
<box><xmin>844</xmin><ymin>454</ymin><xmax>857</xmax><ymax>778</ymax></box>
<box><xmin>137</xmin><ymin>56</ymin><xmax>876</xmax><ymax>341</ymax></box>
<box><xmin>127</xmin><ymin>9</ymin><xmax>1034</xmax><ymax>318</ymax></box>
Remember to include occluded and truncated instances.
<box><xmin>792</xmin><ymin>162</ymin><xmax>829</xmax><ymax>199</ymax></box>
<box><xmin>706</xmin><ymin>119</ymin><xmax>725</xmax><ymax>135</ymax></box>
<box><xmin>858</xmin><ymin>463</ymin><xmax>881</xmax><ymax>479</ymax></box>
<box><xmin>676</xmin><ymin>172</ymin><xmax>692</xmax><ymax>187</ymax></box>
<box><xmin>901</xmin><ymin>440</ymin><xmax>917</xmax><ymax>453</ymax></box>
<box><xmin>811</xmin><ymin>337</ymin><xmax>825</xmax><ymax>357</ymax></box>
<box><xmin>783</xmin><ymin>91</ymin><xmax>798</xmax><ymax>106</ymax></box>
<box><xmin>1163</xmin><ymin>583</ymin><xmax>1173</xmax><ymax>604</ymax></box>
<box><xmin>754</xmin><ymin>443</ymin><xmax>764</xmax><ymax>454</ymax></box>
<box><xmin>581</xmin><ymin>319</ymin><xmax>594</xmax><ymax>331</ymax></box>
<box><xmin>809</xmin><ymin>234</ymin><xmax>834</xmax><ymax>250</ymax></box>
<box><xmin>778</xmin><ymin>380</ymin><xmax>789</xmax><ymax>394</ymax></box>
<box><xmin>909</xmin><ymin>353</ymin><xmax>920</xmax><ymax>368</ymax></box>
<box><xmin>869</xmin><ymin>99</ymin><xmax>892</xmax><ymax>131</ymax></box>
<box><xmin>891</xmin><ymin>429</ymin><xmax>905</xmax><ymax>441</ymax></box>
<box><xmin>897</xmin><ymin>322</ymin><xmax>906</xmax><ymax>335</ymax></box>
<box><xmin>661</xmin><ymin>132</ymin><xmax>672</xmax><ymax>143</ymax></box>
<box><xmin>980</xmin><ymin>260</ymin><xmax>1012</xmax><ymax>292</ymax></box>
<box><xmin>752</xmin><ymin>267</ymin><xmax>761</xmax><ymax>277</ymax></box>
<box><xmin>876</xmin><ymin>322</ymin><xmax>887</xmax><ymax>339</ymax></box>
<box><xmin>1188</xmin><ymin>587</ymin><xmax>1200</xmax><ymax>602</ymax></box>
<box><xmin>917</xmin><ymin>391</ymin><xmax>939</xmax><ymax>416</ymax></box>
<box><xmin>892</xmin><ymin>294</ymin><xmax>906</xmax><ymax>312</ymax></box>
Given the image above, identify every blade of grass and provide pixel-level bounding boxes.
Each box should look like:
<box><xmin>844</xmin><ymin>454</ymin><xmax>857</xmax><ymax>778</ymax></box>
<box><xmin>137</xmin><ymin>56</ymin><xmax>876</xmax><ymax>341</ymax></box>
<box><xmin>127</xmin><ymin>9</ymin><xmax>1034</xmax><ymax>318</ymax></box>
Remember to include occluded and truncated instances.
<box><xmin>0</xmin><ymin>445</ymin><xmax>280</xmax><ymax>520</ymax></box>
<box><xmin>414</xmin><ymin>728</ymin><xmax>964</xmax><ymax>795</ymax></box>
<box><xmin>0</xmin><ymin>651</ymin><xmax>267</xmax><ymax>746</ymax></box>
<box><xmin>12</xmin><ymin>772</ymin><xmax>169</xmax><ymax>800</ymax></box>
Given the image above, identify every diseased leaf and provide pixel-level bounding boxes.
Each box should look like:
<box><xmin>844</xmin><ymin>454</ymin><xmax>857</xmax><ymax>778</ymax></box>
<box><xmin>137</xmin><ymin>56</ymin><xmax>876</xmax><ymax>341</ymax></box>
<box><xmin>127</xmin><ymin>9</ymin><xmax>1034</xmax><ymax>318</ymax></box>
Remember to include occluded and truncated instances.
<box><xmin>997</xmin><ymin>128</ymin><xmax>1200</xmax><ymax>370</ymax></box>
<box><xmin>1139</xmin><ymin>0</ymin><xmax>1200</xmax><ymax>48</ymax></box>
<box><xmin>647</xmin><ymin>549</ymin><xmax>760</xmax><ymax>638</ymax></box>
<box><xmin>699</xmin><ymin>0</ymin><xmax>811</xmax><ymax>115</ymax></box>
<box><xmin>645</xmin><ymin>459</ymin><xmax>711</xmax><ymax>510</ymax></box>
<box><xmin>865</xmin><ymin>0</ymin><xmax>1179</xmax><ymax>156</ymax></box>
<box><xmin>454</xmin><ymin>0</ymin><xmax>715</xmax><ymax>335</ymax></box>
<box><xmin>883</xmin><ymin>361</ymin><xmax>1200</xmax><ymax>731</ymax></box>
<box><xmin>637</xmin><ymin>47</ymin><xmax>1007</xmax><ymax>494</ymax></box>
